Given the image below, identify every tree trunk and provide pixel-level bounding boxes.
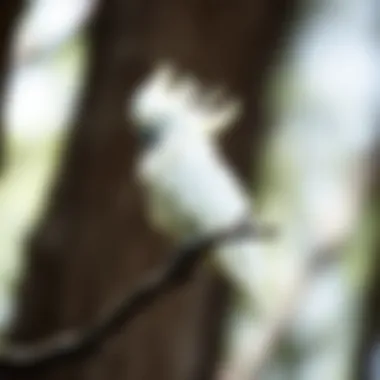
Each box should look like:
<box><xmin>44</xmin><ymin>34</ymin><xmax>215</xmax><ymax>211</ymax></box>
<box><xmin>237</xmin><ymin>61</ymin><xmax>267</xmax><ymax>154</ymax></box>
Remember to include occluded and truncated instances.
<box><xmin>0</xmin><ymin>1</ymin><xmax>24</xmax><ymax>175</ymax></box>
<box><xmin>6</xmin><ymin>1</ymin><xmax>295</xmax><ymax>379</ymax></box>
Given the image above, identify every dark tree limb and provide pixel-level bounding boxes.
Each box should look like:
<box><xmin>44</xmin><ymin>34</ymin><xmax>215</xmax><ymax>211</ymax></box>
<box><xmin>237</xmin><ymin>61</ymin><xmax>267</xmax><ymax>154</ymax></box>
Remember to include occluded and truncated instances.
<box><xmin>0</xmin><ymin>232</ymin><xmax>219</xmax><ymax>374</ymax></box>
<box><xmin>0</xmin><ymin>221</ymin><xmax>274</xmax><ymax>374</ymax></box>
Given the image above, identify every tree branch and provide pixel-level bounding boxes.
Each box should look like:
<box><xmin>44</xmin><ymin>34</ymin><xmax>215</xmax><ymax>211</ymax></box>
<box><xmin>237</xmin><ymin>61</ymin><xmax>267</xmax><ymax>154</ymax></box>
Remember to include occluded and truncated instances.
<box><xmin>0</xmin><ymin>220</ymin><xmax>272</xmax><ymax>374</ymax></box>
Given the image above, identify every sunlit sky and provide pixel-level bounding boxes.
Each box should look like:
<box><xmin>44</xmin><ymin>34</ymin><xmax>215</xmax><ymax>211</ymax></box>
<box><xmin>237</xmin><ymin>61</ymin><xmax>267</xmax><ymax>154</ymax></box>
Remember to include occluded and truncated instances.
<box><xmin>3</xmin><ymin>0</ymin><xmax>95</xmax><ymax>141</ymax></box>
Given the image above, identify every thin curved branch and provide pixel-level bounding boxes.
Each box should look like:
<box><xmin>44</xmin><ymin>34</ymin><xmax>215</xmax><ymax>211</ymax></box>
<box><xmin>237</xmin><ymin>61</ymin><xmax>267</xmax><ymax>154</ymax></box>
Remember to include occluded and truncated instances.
<box><xmin>0</xmin><ymin>220</ymin><xmax>273</xmax><ymax>374</ymax></box>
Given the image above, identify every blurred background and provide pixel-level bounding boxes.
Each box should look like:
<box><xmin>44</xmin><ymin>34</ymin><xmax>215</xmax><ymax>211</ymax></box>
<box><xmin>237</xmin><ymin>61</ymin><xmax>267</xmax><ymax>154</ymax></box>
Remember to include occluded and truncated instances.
<box><xmin>0</xmin><ymin>0</ymin><xmax>91</xmax><ymax>328</ymax></box>
<box><xmin>0</xmin><ymin>0</ymin><xmax>378</xmax><ymax>379</ymax></box>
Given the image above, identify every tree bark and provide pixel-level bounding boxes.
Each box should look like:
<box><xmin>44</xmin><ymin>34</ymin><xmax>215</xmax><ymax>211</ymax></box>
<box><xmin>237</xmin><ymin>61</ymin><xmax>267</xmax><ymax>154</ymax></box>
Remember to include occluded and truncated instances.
<box><xmin>6</xmin><ymin>1</ymin><xmax>295</xmax><ymax>379</ymax></box>
<box><xmin>0</xmin><ymin>1</ymin><xmax>24</xmax><ymax>175</ymax></box>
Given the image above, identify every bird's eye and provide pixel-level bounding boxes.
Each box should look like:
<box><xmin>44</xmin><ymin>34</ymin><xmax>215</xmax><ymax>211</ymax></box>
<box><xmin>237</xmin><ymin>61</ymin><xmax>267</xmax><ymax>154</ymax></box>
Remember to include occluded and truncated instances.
<box><xmin>137</xmin><ymin>124</ymin><xmax>161</xmax><ymax>148</ymax></box>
